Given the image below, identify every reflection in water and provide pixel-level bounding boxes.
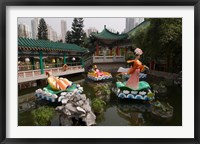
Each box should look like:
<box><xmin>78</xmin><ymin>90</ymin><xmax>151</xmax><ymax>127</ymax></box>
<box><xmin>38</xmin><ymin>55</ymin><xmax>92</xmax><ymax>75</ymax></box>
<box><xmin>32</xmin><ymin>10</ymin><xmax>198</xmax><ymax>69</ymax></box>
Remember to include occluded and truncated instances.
<box><xmin>151</xmin><ymin>101</ymin><xmax>174</xmax><ymax>119</ymax></box>
<box><xmin>116</xmin><ymin>101</ymin><xmax>149</xmax><ymax>126</ymax></box>
<box><xmin>115</xmin><ymin>99</ymin><xmax>174</xmax><ymax>126</ymax></box>
<box><xmin>92</xmin><ymin>98</ymin><xmax>106</xmax><ymax>114</ymax></box>
<box><xmin>117</xmin><ymin>110</ymin><xmax>145</xmax><ymax>126</ymax></box>
<box><xmin>19</xmin><ymin>101</ymin><xmax>36</xmax><ymax>113</ymax></box>
<box><xmin>18</xmin><ymin>73</ymin><xmax>181</xmax><ymax>126</ymax></box>
<box><xmin>59</xmin><ymin>113</ymin><xmax>86</xmax><ymax>126</ymax></box>
<box><xmin>85</xmin><ymin>80</ymin><xmax>112</xmax><ymax>102</ymax></box>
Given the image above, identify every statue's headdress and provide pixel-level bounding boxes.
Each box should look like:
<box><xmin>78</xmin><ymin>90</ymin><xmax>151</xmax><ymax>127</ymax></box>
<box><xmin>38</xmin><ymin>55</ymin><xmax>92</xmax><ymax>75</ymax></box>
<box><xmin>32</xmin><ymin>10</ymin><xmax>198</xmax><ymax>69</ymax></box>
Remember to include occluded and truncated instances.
<box><xmin>134</xmin><ymin>48</ymin><xmax>143</xmax><ymax>56</ymax></box>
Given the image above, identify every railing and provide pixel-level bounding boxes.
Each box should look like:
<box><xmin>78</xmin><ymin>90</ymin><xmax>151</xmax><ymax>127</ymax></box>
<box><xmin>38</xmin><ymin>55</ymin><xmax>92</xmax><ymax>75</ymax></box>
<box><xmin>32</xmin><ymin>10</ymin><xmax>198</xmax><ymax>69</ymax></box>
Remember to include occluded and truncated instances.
<box><xmin>18</xmin><ymin>65</ymin><xmax>40</xmax><ymax>71</ymax></box>
<box><xmin>43</xmin><ymin>63</ymin><xmax>64</xmax><ymax>69</ymax></box>
<box><xmin>18</xmin><ymin>69</ymin><xmax>41</xmax><ymax>78</ymax></box>
<box><xmin>18</xmin><ymin>65</ymin><xmax>84</xmax><ymax>83</ymax></box>
<box><xmin>83</xmin><ymin>56</ymin><xmax>92</xmax><ymax>62</ymax></box>
<box><xmin>66</xmin><ymin>62</ymin><xmax>82</xmax><ymax>66</ymax></box>
<box><xmin>18</xmin><ymin>62</ymin><xmax>82</xmax><ymax>71</ymax></box>
<box><xmin>83</xmin><ymin>56</ymin><xmax>92</xmax><ymax>67</ymax></box>
<box><xmin>93</xmin><ymin>55</ymin><xmax>125</xmax><ymax>63</ymax></box>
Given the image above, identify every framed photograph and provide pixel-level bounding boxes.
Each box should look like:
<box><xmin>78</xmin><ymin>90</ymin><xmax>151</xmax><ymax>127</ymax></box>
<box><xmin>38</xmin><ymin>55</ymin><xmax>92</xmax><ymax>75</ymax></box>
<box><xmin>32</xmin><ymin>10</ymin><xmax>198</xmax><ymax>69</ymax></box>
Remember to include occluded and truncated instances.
<box><xmin>1</xmin><ymin>0</ymin><xmax>200</xmax><ymax>144</ymax></box>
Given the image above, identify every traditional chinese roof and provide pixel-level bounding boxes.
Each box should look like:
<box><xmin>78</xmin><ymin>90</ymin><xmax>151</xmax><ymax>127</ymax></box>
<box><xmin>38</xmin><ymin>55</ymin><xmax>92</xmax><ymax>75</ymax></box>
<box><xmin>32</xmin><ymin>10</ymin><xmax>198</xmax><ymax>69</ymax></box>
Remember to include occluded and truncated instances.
<box><xmin>91</xmin><ymin>26</ymin><xmax>128</xmax><ymax>45</ymax></box>
<box><xmin>18</xmin><ymin>37</ymin><xmax>87</xmax><ymax>52</ymax></box>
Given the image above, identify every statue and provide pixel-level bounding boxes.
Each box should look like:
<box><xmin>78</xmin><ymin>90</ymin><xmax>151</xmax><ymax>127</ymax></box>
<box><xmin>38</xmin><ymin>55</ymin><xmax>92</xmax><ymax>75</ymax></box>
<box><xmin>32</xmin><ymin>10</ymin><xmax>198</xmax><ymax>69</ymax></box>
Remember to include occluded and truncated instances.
<box><xmin>126</xmin><ymin>48</ymin><xmax>149</xmax><ymax>90</ymax></box>
<box><xmin>113</xmin><ymin>48</ymin><xmax>155</xmax><ymax>101</ymax></box>
<box><xmin>87</xmin><ymin>65</ymin><xmax>112</xmax><ymax>81</ymax></box>
<box><xmin>46</xmin><ymin>71</ymin><xmax>72</xmax><ymax>91</ymax></box>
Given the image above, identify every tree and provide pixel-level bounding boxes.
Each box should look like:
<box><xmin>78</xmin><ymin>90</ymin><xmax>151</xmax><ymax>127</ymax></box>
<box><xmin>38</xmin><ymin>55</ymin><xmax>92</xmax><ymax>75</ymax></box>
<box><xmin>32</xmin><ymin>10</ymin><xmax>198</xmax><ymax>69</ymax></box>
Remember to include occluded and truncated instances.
<box><xmin>37</xmin><ymin>18</ymin><xmax>48</xmax><ymax>40</ymax></box>
<box><xmin>71</xmin><ymin>18</ymin><xmax>86</xmax><ymax>46</ymax></box>
<box><xmin>147</xmin><ymin>18</ymin><xmax>182</xmax><ymax>72</ymax></box>
<box><xmin>65</xmin><ymin>31</ymin><xmax>72</xmax><ymax>43</ymax></box>
<box><xmin>130</xmin><ymin>18</ymin><xmax>182</xmax><ymax>73</ymax></box>
<box><xmin>82</xmin><ymin>33</ymin><xmax>89</xmax><ymax>47</ymax></box>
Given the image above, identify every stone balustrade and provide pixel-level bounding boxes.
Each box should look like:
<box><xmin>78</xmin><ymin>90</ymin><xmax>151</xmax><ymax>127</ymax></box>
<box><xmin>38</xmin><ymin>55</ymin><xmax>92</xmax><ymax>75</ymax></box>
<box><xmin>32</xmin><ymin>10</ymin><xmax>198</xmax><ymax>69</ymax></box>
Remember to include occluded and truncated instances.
<box><xmin>18</xmin><ymin>65</ymin><xmax>84</xmax><ymax>83</ymax></box>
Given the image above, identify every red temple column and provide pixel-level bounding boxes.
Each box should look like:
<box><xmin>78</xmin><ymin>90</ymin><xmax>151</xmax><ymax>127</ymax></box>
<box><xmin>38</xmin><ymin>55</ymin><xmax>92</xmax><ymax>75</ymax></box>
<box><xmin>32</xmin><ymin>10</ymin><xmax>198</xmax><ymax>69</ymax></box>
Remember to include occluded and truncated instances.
<box><xmin>124</xmin><ymin>47</ymin><xmax>127</xmax><ymax>55</ymax></box>
<box><xmin>96</xmin><ymin>42</ymin><xmax>99</xmax><ymax>56</ymax></box>
<box><xmin>149</xmin><ymin>61</ymin><xmax>155</xmax><ymax>70</ymax></box>
<box><xmin>110</xmin><ymin>48</ymin><xmax>112</xmax><ymax>56</ymax></box>
<box><xmin>117</xmin><ymin>47</ymin><xmax>120</xmax><ymax>56</ymax></box>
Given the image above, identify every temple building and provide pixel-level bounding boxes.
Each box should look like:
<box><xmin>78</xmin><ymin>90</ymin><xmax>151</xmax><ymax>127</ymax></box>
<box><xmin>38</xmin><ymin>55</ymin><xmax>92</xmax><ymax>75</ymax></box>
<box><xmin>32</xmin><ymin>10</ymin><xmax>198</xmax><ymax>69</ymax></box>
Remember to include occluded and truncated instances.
<box><xmin>91</xmin><ymin>25</ymin><xmax>129</xmax><ymax>64</ymax></box>
<box><xmin>90</xmin><ymin>21</ymin><xmax>166</xmax><ymax>72</ymax></box>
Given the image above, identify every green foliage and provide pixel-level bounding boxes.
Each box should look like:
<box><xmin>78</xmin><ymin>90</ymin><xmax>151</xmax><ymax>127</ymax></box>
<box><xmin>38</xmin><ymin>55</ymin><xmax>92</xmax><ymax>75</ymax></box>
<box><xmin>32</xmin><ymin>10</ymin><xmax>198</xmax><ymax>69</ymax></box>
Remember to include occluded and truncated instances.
<box><xmin>125</xmin><ymin>49</ymin><xmax>135</xmax><ymax>61</ymax></box>
<box><xmin>65</xmin><ymin>31</ymin><xmax>72</xmax><ymax>43</ymax></box>
<box><xmin>70</xmin><ymin>18</ymin><xmax>86</xmax><ymax>46</ymax></box>
<box><xmin>37</xmin><ymin>18</ymin><xmax>48</xmax><ymax>40</ymax></box>
<box><xmin>82</xmin><ymin>37</ymin><xmax>91</xmax><ymax>48</ymax></box>
<box><xmin>92</xmin><ymin>98</ymin><xmax>106</xmax><ymax>114</ymax></box>
<box><xmin>130</xmin><ymin>18</ymin><xmax>182</xmax><ymax>73</ymax></box>
<box><xmin>95</xmin><ymin>112</ymin><xmax>105</xmax><ymax>123</ymax></box>
<box><xmin>31</xmin><ymin>106</ymin><xmax>55</xmax><ymax>126</ymax></box>
<box><xmin>152</xmin><ymin>100</ymin><xmax>173</xmax><ymax>113</ymax></box>
<box><xmin>93</xmin><ymin>83</ymin><xmax>111</xmax><ymax>96</ymax></box>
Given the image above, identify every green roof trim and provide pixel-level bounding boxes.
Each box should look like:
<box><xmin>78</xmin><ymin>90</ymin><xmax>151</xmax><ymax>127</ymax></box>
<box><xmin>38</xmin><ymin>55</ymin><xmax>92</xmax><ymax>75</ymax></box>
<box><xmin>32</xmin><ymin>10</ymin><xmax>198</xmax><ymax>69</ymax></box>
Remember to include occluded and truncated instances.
<box><xmin>18</xmin><ymin>38</ymin><xmax>87</xmax><ymax>52</ymax></box>
<box><xmin>91</xmin><ymin>27</ymin><xmax>128</xmax><ymax>40</ymax></box>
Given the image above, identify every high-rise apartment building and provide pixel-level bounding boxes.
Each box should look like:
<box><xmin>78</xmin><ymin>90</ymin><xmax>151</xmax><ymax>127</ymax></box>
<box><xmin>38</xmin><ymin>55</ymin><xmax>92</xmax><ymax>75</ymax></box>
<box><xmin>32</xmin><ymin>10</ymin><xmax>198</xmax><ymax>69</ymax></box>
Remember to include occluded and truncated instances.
<box><xmin>61</xmin><ymin>20</ymin><xmax>67</xmax><ymax>43</ymax></box>
<box><xmin>125</xmin><ymin>18</ymin><xmax>144</xmax><ymax>33</ymax></box>
<box><xmin>47</xmin><ymin>24</ymin><xmax>58</xmax><ymax>42</ymax></box>
<box><xmin>107</xmin><ymin>27</ymin><xmax>117</xmax><ymax>33</ymax></box>
<box><xmin>86</xmin><ymin>27</ymin><xmax>98</xmax><ymax>37</ymax></box>
<box><xmin>31</xmin><ymin>18</ymin><xmax>40</xmax><ymax>39</ymax></box>
<box><xmin>18</xmin><ymin>23</ymin><xmax>32</xmax><ymax>38</ymax></box>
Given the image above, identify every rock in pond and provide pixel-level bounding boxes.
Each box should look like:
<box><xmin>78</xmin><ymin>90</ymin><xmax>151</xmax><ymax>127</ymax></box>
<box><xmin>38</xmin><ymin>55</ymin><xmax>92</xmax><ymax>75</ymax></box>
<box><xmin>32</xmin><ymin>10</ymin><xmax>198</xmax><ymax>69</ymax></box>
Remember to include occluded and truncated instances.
<box><xmin>56</xmin><ymin>92</ymin><xmax>96</xmax><ymax>126</ymax></box>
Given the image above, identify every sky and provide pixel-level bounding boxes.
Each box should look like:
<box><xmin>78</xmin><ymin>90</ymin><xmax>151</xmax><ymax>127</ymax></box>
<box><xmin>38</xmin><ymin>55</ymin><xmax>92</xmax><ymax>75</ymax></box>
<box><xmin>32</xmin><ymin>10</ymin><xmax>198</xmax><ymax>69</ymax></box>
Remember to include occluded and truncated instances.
<box><xmin>18</xmin><ymin>17</ymin><xmax>126</xmax><ymax>36</ymax></box>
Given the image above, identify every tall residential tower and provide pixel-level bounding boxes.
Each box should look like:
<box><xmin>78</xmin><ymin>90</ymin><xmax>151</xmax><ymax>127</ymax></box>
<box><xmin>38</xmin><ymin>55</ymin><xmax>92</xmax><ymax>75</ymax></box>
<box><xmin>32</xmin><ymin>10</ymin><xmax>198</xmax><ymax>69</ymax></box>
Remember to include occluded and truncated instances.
<box><xmin>61</xmin><ymin>20</ymin><xmax>67</xmax><ymax>43</ymax></box>
<box><xmin>18</xmin><ymin>23</ymin><xmax>32</xmax><ymax>38</ymax></box>
<box><xmin>125</xmin><ymin>18</ymin><xmax>144</xmax><ymax>32</ymax></box>
<box><xmin>86</xmin><ymin>27</ymin><xmax>98</xmax><ymax>37</ymax></box>
<box><xmin>31</xmin><ymin>18</ymin><xmax>40</xmax><ymax>39</ymax></box>
<box><xmin>47</xmin><ymin>24</ymin><xmax>58</xmax><ymax>42</ymax></box>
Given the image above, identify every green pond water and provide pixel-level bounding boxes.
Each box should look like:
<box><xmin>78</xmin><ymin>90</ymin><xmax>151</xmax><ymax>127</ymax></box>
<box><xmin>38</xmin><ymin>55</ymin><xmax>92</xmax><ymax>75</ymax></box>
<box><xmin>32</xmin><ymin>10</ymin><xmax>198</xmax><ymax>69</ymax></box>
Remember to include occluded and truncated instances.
<box><xmin>18</xmin><ymin>73</ymin><xmax>182</xmax><ymax>126</ymax></box>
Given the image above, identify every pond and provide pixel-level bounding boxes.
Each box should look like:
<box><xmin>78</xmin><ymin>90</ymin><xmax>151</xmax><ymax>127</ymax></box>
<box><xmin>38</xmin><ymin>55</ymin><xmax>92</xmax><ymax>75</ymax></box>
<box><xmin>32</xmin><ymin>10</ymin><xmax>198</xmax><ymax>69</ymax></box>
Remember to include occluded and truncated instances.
<box><xmin>18</xmin><ymin>73</ymin><xmax>182</xmax><ymax>126</ymax></box>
